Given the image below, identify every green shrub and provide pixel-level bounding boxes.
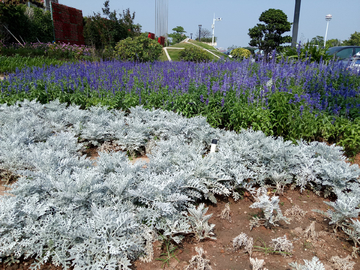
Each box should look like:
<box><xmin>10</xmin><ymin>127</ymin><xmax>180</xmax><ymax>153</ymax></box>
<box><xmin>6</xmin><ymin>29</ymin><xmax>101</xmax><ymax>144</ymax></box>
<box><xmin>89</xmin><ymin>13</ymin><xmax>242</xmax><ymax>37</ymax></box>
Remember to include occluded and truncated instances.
<box><xmin>179</xmin><ymin>46</ymin><xmax>211</xmax><ymax>62</ymax></box>
<box><xmin>114</xmin><ymin>33</ymin><xmax>163</xmax><ymax>62</ymax></box>
<box><xmin>0</xmin><ymin>3</ymin><xmax>53</xmax><ymax>44</ymax></box>
<box><xmin>280</xmin><ymin>43</ymin><xmax>334</xmax><ymax>63</ymax></box>
<box><xmin>83</xmin><ymin>3</ymin><xmax>141</xmax><ymax>50</ymax></box>
<box><xmin>231</xmin><ymin>48</ymin><xmax>251</xmax><ymax>59</ymax></box>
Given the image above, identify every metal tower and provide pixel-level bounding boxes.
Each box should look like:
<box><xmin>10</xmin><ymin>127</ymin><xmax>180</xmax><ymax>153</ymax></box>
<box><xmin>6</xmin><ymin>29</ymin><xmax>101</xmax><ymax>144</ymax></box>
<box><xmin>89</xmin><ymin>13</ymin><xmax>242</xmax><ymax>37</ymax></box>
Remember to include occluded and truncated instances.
<box><xmin>155</xmin><ymin>0</ymin><xmax>168</xmax><ymax>41</ymax></box>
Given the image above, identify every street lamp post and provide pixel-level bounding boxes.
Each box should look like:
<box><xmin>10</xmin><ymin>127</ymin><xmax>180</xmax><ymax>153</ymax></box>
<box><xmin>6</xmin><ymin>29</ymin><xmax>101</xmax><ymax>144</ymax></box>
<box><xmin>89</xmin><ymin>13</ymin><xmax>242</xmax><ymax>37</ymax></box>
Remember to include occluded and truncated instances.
<box><xmin>198</xmin><ymin>25</ymin><xmax>202</xmax><ymax>42</ymax></box>
<box><xmin>211</xmin><ymin>14</ymin><xmax>222</xmax><ymax>47</ymax></box>
<box><xmin>324</xmin><ymin>14</ymin><xmax>332</xmax><ymax>48</ymax></box>
<box><xmin>291</xmin><ymin>0</ymin><xmax>301</xmax><ymax>47</ymax></box>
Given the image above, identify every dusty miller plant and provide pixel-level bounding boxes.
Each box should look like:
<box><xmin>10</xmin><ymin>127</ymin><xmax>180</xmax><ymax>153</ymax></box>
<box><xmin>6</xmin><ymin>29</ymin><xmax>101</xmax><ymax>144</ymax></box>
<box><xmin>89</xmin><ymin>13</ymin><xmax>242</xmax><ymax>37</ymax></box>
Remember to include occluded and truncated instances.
<box><xmin>0</xmin><ymin>100</ymin><xmax>359</xmax><ymax>269</ymax></box>
<box><xmin>289</xmin><ymin>256</ymin><xmax>325</xmax><ymax>270</ymax></box>
<box><xmin>270</xmin><ymin>235</ymin><xmax>293</xmax><ymax>256</ymax></box>
<box><xmin>249</xmin><ymin>187</ymin><xmax>289</xmax><ymax>229</ymax></box>
<box><xmin>187</xmin><ymin>203</ymin><xmax>216</xmax><ymax>241</ymax></box>
<box><xmin>232</xmin><ymin>232</ymin><xmax>253</xmax><ymax>256</ymax></box>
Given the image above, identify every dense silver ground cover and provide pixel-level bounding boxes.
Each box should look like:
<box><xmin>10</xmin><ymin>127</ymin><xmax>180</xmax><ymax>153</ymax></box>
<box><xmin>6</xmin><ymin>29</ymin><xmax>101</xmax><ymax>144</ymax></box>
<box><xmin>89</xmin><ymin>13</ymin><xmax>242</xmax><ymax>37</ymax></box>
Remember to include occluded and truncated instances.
<box><xmin>0</xmin><ymin>100</ymin><xmax>359</xmax><ymax>269</ymax></box>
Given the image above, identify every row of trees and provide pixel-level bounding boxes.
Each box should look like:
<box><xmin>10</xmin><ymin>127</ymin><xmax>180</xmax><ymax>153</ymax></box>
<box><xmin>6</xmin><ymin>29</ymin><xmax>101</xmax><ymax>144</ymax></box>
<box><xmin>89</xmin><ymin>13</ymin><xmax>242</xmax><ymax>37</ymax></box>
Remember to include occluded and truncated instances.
<box><xmin>303</xmin><ymin>33</ymin><xmax>360</xmax><ymax>48</ymax></box>
<box><xmin>0</xmin><ymin>0</ymin><xmax>141</xmax><ymax>50</ymax></box>
<box><xmin>83</xmin><ymin>0</ymin><xmax>141</xmax><ymax>49</ymax></box>
<box><xmin>246</xmin><ymin>8</ymin><xmax>359</xmax><ymax>59</ymax></box>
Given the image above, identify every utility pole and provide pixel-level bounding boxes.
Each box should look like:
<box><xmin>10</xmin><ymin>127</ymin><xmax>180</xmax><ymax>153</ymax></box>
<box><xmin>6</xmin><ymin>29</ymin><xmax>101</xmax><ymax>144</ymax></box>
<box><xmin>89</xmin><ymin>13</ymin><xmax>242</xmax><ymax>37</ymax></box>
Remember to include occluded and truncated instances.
<box><xmin>211</xmin><ymin>14</ymin><xmax>222</xmax><ymax>47</ymax></box>
<box><xmin>291</xmin><ymin>0</ymin><xmax>301</xmax><ymax>47</ymax></box>
<box><xmin>198</xmin><ymin>25</ymin><xmax>202</xmax><ymax>42</ymax></box>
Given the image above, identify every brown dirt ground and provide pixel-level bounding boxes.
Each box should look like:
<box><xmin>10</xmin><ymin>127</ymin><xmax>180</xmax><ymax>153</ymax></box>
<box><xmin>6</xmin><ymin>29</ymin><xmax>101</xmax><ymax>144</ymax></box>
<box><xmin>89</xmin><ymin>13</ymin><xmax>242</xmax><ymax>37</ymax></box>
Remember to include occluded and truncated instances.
<box><xmin>0</xmin><ymin>150</ymin><xmax>359</xmax><ymax>270</ymax></box>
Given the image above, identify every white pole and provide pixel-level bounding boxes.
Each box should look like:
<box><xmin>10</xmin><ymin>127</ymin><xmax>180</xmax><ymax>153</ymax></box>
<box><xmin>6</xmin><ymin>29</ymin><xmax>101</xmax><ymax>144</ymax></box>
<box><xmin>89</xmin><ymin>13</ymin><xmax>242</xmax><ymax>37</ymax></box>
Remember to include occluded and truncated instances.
<box><xmin>211</xmin><ymin>15</ymin><xmax>221</xmax><ymax>47</ymax></box>
<box><xmin>212</xmin><ymin>14</ymin><xmax>215</xmax><ymax>46</ymax></box>
<box><xmin>324</xmin><ymin>14</ymin><xmax>332</xmax><ymax>48</ymax></box>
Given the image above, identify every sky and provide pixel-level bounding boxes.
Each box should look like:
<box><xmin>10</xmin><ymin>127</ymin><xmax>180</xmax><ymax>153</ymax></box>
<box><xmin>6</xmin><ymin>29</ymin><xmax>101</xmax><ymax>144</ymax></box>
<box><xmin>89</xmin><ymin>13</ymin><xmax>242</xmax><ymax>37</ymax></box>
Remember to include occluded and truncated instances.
<box><xmin>60</xmin><ymin>0</ymin><xmax>360</xmax><ymax>50</ymax></box>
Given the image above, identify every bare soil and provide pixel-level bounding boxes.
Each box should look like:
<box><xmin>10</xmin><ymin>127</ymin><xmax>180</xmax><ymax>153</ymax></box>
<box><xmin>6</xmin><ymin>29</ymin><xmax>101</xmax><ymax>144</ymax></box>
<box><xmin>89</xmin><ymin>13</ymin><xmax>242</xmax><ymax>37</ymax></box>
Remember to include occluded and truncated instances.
<box><xmin>0</xmin><ymin>150</ymin><xmax>359</xmax><ymax>270</ymax></box>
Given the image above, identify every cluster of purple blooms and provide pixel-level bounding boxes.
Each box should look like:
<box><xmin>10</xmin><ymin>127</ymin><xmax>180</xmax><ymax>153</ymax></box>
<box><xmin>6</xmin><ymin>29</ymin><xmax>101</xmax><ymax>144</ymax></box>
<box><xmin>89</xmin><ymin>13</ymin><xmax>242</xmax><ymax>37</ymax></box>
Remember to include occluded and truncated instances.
<box><xmin>1</xmin><ymin>57</ymin><xmax>359</xmax><ymax>118</ymax></box>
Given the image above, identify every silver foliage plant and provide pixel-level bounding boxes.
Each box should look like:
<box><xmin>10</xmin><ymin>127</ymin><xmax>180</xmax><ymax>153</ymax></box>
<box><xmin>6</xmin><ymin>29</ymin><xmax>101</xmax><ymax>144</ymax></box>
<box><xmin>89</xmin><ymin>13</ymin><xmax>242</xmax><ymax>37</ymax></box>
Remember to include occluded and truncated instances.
<box><xmin>248</xmin><ymin>187</ymin><xmax>289</xmax><ymax>229</ymax></box>
<box><xmin>289</xmin><ymin>256</ymin><xmax>325</xmax><ymax>270</ymax></box>
<box><xmin>0</xmin><ymin>100</ymin><xmax>359</xmax><ymax>269</ymax></box>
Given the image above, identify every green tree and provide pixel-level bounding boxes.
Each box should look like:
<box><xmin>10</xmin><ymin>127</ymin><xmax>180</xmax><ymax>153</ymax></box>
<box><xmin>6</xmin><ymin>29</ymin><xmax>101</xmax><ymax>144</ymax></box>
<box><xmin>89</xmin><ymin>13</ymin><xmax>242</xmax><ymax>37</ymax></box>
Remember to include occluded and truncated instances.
<box><xmin>342</xmin><ymin>31</ymin><xmax>360</xmax><ymax>46</ymax></box>
<box><xmin>326</xmin><ymin>38</ymin><xmax>341</xmax><ymax>48</ymax></box>
<box><xmin>114</xmin><ymin>33</ymin><xmax>163</xmax><ymax>62</ymax></box>
<box><xmin>195</xmin><ymin>28</ymin><xmax>214</xmax><ymax>43</ymax></box>
<box><xmin>168</xmin><ymin>26</ymin><xmax>186</xmax><ymax>45</ymax></box>
<box><xmin>83</xmin><ymin>0</ymin><xmax>141</xmax><ymax>49</ymax></box>
<box><xmin>248</xmin><ymin>8</ymin><xmax>291</xmax><ymax>59</ymax></box>
<box><xmin>309</xmin><ymin>35</ymin><xmax>324</xmax><ymax>46</ymax></box>
<box><xmin>1</xmin><ymin>0</ymin><xmax>44</xmax><ymax>8</ymax></box>
<box><xmin>0</xmin><ymin>3</ymin><xmax>53</xmax><ymax>44</ymax></box>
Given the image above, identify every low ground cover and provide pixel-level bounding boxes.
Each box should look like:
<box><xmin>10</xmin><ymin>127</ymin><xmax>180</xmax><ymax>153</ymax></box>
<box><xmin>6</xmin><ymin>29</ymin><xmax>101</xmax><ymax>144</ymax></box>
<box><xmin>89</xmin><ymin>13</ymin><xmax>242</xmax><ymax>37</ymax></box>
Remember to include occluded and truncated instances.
<box><xmin>166</xmin><ymin>42</ymin><xmax>222</xmax><ymax>62</ymax></box>
<box><xmin>0</xmin><ymin>55</ymin><xmax>75</xmax><ymax>74</ymax></box>
<box><xmin>0</xmin><ymin>101</ymin><xmax>359</xmax><ymax>269</ymax></box>
<box><xmin>0</xmin><ymin>42</ymin><xmax>92</xmax><ymax>60</ymax></box>
<box><xmin>187</xmin><ymin>40</ymin><xmax>225</xmax><ymax>58</ymax></box>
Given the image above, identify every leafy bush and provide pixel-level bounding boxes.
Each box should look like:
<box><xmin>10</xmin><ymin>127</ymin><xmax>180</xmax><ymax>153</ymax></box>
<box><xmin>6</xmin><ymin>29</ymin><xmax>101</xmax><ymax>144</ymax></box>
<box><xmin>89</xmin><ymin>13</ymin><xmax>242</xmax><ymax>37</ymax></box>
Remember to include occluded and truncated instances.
<box><xmin>280</xmin><ymin>43</ymin><xmax>334</xmax><ymax>63</ymax></box>
<box><xmin>83</xmin><ymin>1</ymin><xmax>141</xmax><ymax>50</ymax></box>
<box><xmin>0</xmin><ymin>3</ymin><xmax>53</xmax><ymax>44</ymax></box>
<box><xmin>179</xmin><ymin>46</ymin><xmax>212</xmax><ymax>62</ymax></box>
<box><xmin>45</xmin><ymin>42</ymin><xmax>92</xmax><ymax>60</ymax></box>
<box><xmin>198</xmin><ymin>37</ymin><xmax>215</xmax><ymax>43</ymax></box>
<box><xmin>231</xmin><ymin>48</ymin><xmax>251</xmax><ymax>59</ymax></box>
<box><xmin>114</xmin><ymin>33</ymin><xmax>163</xmax><ymax>62</ymax></box>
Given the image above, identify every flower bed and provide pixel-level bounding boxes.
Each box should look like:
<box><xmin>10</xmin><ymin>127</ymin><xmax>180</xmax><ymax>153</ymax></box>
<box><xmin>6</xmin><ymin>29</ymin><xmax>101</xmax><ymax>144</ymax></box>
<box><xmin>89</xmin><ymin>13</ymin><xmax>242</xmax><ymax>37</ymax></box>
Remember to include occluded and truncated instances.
<box><xmin>0</xmin><ymin>100</ymin><xmax>359</xmax><ymax>269</ymax></box>
<box><xmin>0</xmin><ymin>59</ymin><xmax>359</xmax><ymax>155</ymax></box>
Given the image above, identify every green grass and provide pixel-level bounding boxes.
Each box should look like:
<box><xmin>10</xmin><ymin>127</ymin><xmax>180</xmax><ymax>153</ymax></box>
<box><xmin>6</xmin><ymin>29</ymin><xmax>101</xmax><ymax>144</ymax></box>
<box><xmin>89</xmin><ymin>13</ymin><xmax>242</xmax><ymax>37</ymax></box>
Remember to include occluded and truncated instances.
<box><xmin>158</xmin><ymin>50</ymin><xmax>169</xmax><ymax>61</ymax></box>
<box><xmin>187</xmin><ymin>40</ymin><xmax>227</xmax><ymax>58</ymax></box>
<box><xmin>166</xmin><ymin>49</ymin><xmax>183</xmax><ymax>61</ymax></box>
<box><xmin>0</xmin><ymin>55</ymin><xmax>75</xmax><ymax>74</ymax></box>
<box><xmin>165</xmin><ymin>42</ymin><xmax>224</xmax><ymax>61</ymax></box>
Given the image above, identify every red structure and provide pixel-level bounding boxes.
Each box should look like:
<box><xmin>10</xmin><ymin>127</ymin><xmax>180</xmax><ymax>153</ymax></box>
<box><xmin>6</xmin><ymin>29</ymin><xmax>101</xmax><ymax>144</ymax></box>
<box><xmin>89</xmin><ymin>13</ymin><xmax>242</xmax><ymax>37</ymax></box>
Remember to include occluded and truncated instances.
<box><xmin>158</xmin><ymin>36</ymin><xmax>165</xmax><ymax>46</ymax></box>
<box><xmin>51</xmin><ymin>3</ymin><xmax>84</xmax><ymax>45</ymax></box>
<box><xmin>148</xmin><ymin>32</ymin><xmax>155</xmax><ymax>40</ymax></box>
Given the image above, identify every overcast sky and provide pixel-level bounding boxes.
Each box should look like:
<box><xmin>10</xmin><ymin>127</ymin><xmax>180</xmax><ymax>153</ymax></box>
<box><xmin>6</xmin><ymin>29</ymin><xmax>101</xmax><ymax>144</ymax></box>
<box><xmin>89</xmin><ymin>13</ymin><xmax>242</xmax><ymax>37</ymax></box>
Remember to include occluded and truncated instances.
<box><xmin>60</xmin><ymin>0</ymin><xmax>359</xmax><ymax>50</ymax></box>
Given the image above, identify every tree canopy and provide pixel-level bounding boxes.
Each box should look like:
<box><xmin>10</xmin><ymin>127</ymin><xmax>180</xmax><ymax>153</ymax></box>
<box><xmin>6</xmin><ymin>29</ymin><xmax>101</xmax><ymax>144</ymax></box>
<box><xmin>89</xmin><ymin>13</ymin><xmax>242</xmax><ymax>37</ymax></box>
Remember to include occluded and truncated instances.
<box><xmin>309</xmin><ymin>35</ymin><xmax>324</xmax><ymax>46</ymax></box>
<box><xmin>0</xmin><ymin>2</ymin><xmax>53</xmax><ymax>44</ymax></box>
<box><xmin>342</xmin><ymin>31</ymin><xmax>360</xmax><ymax>46</ymax></box>
<box><xmin>83</xmin><ymin>0</ymin><xmax>141</xmax><ymax>49</ymax></box>
<box><xmin>248</xmin><ymin>8</ymin><xmax>291</xmax><ymax>59</ymax></box>
<box><xmin>168</xmin><ymin>26</ymin><xmax>186</xmax><ymax>45</ymax></box>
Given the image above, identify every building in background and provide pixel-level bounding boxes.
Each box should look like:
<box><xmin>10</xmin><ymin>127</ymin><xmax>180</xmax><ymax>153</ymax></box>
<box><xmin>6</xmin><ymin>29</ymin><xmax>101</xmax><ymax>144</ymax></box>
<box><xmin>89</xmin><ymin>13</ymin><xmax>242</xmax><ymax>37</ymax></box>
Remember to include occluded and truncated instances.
<box><xmin>155</xmin><ymin>0</ymin><xmax>168</xmax><ymax>44</ymax></box>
